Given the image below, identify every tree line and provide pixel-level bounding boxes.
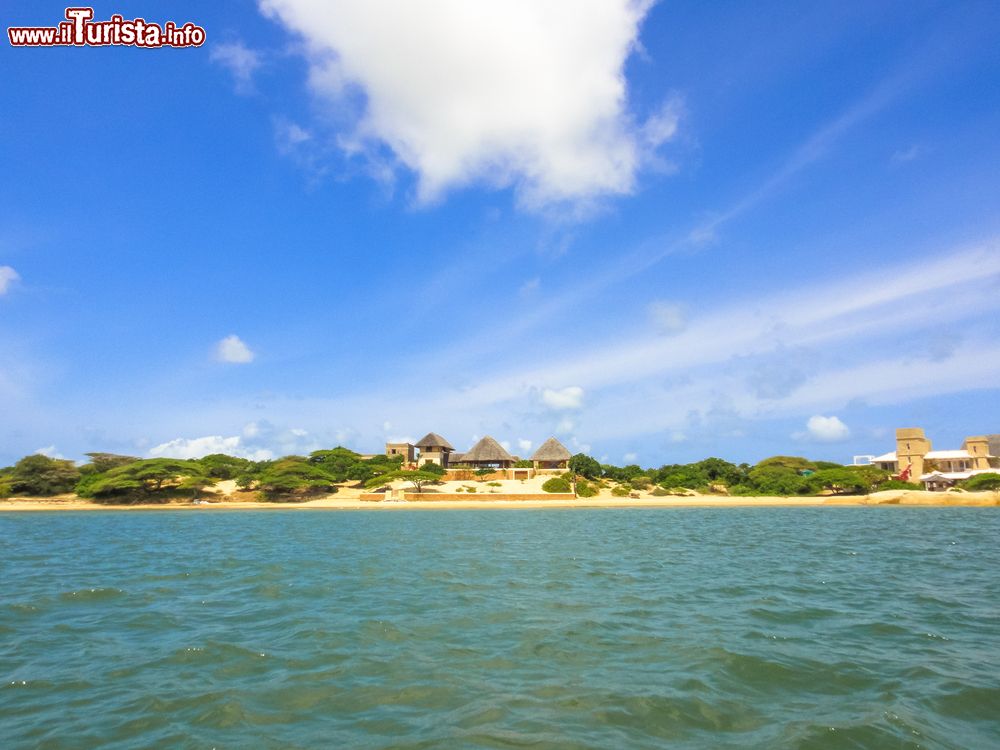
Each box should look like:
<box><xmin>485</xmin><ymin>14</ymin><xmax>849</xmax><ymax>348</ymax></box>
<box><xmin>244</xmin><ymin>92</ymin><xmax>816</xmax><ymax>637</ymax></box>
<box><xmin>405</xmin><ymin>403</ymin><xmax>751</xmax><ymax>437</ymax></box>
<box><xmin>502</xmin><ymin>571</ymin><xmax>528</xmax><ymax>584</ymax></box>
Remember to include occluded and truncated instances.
<box><xmin>2</xmin><ymin>448</ymin><xmax>998</xmax><ymax>503</ymax></box>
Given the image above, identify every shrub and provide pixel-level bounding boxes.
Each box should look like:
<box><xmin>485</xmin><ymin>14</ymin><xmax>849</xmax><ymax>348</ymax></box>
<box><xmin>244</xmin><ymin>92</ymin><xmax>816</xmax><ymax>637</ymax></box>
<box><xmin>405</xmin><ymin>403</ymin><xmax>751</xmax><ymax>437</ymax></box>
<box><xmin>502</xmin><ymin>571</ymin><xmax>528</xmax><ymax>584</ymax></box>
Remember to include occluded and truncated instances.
<box><xmin>9</xmin><ymin>454</ymin><xmax>81</xmax><ymax>496</ymax></box>
<box><xmin>630</xmin><ymin>475</ymin><xmax>653</xmax><ymax>490</ymax></box>
<box><xmin>650</xmin><ymin>487</ymin><xmax>670</xmax><ymax>497</ymax></box>
<box><xmin>542</xmin><ymin>477</ymin><xmax>571</xmax><ymax>493</ymax></box>
<box><xmin>576</xmin><ymin>480</ymin><xmax>598</xmax><ymax>498</ymax></box>
<box><xmin>611</xmin><ymin>485</ymin><xmax>631</xmax><ymax>497</ymax></box>
<box><xmin>419</xmin><ymin>462</ymin><xmax>447</xmax><ymax>476</ymax></box>
<box><xmin>963</xmin><ymin>473</ymin><xmax>1000</xmax><ymax>492</ymax></box>
<box><xmin>513</xmin><ymin>459</ymin><xmax>533</xmax><ymax>468</ymax></box>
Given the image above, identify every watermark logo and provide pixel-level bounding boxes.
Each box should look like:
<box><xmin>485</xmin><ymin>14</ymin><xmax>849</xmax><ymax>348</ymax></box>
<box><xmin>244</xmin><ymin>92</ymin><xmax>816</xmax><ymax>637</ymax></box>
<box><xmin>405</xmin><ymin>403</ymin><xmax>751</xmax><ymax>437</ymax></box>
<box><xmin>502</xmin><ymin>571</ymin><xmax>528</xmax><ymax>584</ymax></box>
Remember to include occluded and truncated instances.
<box><xmin>8</xmin><ymin>7</ymin><xmax>205</xmax><ymax>48</ymax></box>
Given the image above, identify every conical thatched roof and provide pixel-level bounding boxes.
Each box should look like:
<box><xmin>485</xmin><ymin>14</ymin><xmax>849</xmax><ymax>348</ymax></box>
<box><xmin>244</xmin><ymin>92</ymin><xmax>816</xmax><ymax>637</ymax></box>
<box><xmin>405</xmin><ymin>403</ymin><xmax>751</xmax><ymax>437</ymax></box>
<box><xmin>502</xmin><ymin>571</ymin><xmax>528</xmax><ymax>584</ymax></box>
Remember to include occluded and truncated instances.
<box><xmin>415</xmin><ymin>432</ymin><xmax>454</xmax><ymax>450</ymax></box>
<box><xmin>463</xmin><ymin>435</ymin><xmax>514</xmax><ymax>463</ymax></box>
<box><xmin>530</xmin><ymin>437</ymin><xmax>571</xmax><ymax>462</ymax></box>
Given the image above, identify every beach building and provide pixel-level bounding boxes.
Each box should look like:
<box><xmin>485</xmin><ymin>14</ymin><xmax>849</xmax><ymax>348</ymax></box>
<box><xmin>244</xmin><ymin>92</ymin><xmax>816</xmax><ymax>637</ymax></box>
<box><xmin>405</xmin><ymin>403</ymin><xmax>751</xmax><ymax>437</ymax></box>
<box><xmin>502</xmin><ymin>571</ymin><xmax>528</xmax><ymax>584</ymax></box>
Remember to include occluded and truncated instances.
<box><xmin>459</xmin><ymin>436</ymin><xmax>515</xmax><ymax>469</ymax></box>
<box><xmin>385</xmin><ymin>431</ymin><xmax>573</xmax><ymax>479</ymax></box>
<box><xmin>870</xmin><ymin>427</ymin><xmax>998</xmax><ymax>491</ymax></box>
<box><xmin>385</xmin><ymin>442</ymin><xmax>415</xmax><ymax>463</ymax></box>
<box><xmin>531</xmin><ymin>437</ymin><xmax>571</xmax><ymax>470</ymax></box>
<box><xmin>415</xmin><ymin>433</ymin><xmax>455</xmax><ymax>468</ymax></box>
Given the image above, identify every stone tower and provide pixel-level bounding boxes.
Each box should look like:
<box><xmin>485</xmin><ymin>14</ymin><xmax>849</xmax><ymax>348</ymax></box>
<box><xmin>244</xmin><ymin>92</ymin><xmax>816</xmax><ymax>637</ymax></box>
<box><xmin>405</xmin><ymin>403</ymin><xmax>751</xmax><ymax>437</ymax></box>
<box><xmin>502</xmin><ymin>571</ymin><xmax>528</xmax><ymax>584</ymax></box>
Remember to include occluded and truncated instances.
<box><xmin>895</xmin><ymin>428</ymin><xmax>931</xmax><ymax>479</ymax></box>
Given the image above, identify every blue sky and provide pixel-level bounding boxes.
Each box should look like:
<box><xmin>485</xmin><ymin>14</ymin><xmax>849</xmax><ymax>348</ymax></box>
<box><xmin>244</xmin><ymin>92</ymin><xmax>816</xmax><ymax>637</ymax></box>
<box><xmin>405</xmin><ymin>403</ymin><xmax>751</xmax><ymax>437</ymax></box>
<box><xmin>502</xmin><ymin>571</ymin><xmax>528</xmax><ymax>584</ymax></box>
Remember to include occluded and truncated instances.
<box><xmin>2</xmin><ymin>0</ymin><xmax>999</xmax><ymax>467</ymax></box>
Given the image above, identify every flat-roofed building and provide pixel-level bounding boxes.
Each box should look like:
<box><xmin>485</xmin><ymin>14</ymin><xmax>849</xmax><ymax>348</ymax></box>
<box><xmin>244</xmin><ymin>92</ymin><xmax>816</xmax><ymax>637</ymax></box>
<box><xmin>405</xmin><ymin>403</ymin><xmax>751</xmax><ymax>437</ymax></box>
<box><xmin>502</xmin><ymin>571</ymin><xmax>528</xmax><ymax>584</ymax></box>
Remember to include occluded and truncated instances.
<box><xmin>870</xmin><ymin>427</ymin><xmax>998</xmax><ymax>490</ymax></box>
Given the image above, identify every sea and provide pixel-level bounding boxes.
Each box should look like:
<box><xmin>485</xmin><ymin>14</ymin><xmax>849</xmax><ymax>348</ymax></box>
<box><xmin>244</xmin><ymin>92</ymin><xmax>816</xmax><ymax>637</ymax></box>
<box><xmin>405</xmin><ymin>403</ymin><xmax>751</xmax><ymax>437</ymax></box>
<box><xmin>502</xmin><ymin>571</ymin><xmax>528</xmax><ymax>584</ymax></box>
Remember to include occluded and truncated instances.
<box><xmin>1</xmin><ymin>508</ymin><xmax>998</xmax><ymax>749</ymax></box>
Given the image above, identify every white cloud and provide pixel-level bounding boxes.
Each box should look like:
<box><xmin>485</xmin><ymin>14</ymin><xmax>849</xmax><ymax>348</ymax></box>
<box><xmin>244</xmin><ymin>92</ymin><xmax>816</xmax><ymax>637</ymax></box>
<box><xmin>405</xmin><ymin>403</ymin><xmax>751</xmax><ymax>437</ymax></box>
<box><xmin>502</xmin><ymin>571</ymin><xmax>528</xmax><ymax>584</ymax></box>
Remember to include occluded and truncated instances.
<box><xmin>555</xmin><ymin>416</ymin><xmax>576</xmax><ymax>434</ymax></box>
<box><xmin>149</xmin><ymin>435</ymin><xmax>274</xmax><ymax>461</ymax></box>
<box><xmin>35</xmin><ymin>445</ymin><xmax>65</xmax><ymax>459</ymax></box>
<box><xmin>518</xmin><ymin>438</ymin><xmax>533</xmax><ymax>454</ymax></box>
<box><xmin>801</xmin><ymin>415</ymin><xmax>851</xmax><ymax>443</ymax></box>
<box><xmin>500</xmin><ymin>440</ymin><xmax>512</xmax><ymax>452</ymax></box>
<box><xmin>259</xmin><ymin>0</ymin><xmax>677</xmax><ymax>208</ymax></box>
<box><xmin>243</xmin><ymin>421</ymin><xmax>261</xmax><ymax>438</ymax></box>
<box><xmin>0</xmin><ymin>266</ymin><xmax>20</xmax><ymax>295</ymax></box>
<box><xmin>215</xmin><ymin>335</ymin><xmax>255</xmax><ymax>364</ymax></box>
<box><xmin>210</xmin><ymin>41</ymin><xmax>262</xmax><ymax>93</ymax></box>
<box><xmin>623</xmin><ymin>452</ymin><xmax>638</xmax><ymax>463</ymax></box>
<box><xmin>542</xmin><ymin>385</ymin><xmax>585</xmax><ymax>410</ymax></box>
<box><xmin>648</xmin><ymin>300</ymin><xmax>685</xmax><ymax>335</ymax></box>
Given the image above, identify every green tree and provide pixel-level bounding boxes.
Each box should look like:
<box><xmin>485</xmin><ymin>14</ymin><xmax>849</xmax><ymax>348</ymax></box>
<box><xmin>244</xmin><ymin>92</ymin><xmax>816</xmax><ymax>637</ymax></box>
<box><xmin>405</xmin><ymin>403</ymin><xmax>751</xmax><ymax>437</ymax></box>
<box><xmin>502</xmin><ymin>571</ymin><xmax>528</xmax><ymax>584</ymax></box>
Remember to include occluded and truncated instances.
<box><xmin>8</xmin><ymin>454</ymin><xmax>81</xmax><ymax>496</ymax></box>
<box><xmin>365</xmin><ymin>470</ymin><xmax>441</xmax><ymax>494</ymax></box>
<box><xmin>745</xmin><ymin>464</ymin><xmax>812</xmax><ymax>496</ymax></box>
<box><xmin>963</xmin><ymin>473</ymin><xmax>1000</xmax><ymax>491</ymax></box>
<box><xmin>808</xmin><ymin>468</ymin><xmax>869</xmax><ymax>495</ymax></box>
<box><xmin>198</xmin><ymin>453</ymin><xmax>254</xmax><ymax>479</ymax></box>
<box><xmin>76</xmin><ymin>458</ymin><xmax>210</xmax><ymax>504</ymax></box>
<box><xmin>568</xmin><ymin>453</ymin><xmax>602</xmax><ymax>479</ymax></box>
<box><xmin>254</xmin><ymin>457</ymin><xmax>340</xmax><ymax>501</ymax></box>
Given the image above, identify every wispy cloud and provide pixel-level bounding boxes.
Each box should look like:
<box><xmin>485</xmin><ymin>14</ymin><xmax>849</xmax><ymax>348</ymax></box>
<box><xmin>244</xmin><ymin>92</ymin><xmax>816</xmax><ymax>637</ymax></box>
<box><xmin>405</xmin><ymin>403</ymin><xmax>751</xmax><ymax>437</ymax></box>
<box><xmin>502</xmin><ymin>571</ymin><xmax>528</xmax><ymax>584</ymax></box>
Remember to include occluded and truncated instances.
<box><xmin>210</xmin><ymin>40</ymin><xmax>262</xmax><ymax>94</ymax></box>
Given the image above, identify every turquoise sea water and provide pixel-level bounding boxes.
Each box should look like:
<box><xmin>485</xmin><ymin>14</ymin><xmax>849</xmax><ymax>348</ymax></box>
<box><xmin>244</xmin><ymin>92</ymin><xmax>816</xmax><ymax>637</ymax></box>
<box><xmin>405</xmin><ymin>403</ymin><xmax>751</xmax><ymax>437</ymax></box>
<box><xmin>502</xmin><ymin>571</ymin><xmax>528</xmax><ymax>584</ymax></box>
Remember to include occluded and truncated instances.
<box><xmin>1</xmin><ymin>508</ymin><xmax>999</xmax><ymax>749</ymax></box>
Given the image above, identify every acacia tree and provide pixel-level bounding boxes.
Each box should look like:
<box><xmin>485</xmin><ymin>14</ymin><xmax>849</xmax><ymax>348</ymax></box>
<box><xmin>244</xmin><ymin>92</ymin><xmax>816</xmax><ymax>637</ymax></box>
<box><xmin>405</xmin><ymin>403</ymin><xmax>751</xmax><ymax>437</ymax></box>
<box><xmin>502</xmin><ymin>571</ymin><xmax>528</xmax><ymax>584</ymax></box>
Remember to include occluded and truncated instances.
<box><xmin>366</xmin><ymin>470</ymin><xmax>441</xmax><ymax>494</ymax></box>
<box><xmin>76</xmin><ymin>458</ymin><xmax>210</xmax><ymax>504</ymax></box>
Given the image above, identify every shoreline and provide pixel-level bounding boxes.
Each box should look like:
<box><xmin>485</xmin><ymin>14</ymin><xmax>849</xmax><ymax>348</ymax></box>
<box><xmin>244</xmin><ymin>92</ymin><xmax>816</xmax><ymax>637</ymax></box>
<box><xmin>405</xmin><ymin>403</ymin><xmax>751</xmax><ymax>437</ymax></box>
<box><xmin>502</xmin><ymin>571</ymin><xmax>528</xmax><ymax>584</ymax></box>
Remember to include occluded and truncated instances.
<box><xmin>1</xmin><ymin>489</ymin><xmax>997</xmax><ymax>512</ymax></box>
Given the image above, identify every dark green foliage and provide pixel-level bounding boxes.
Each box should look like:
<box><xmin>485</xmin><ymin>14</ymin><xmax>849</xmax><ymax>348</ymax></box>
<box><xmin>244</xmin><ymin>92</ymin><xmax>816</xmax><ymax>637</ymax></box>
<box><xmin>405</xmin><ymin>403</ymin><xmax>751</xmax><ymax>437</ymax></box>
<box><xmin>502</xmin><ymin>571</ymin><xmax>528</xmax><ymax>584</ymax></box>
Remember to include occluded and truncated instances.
<box><xmin>474</xmin><ymin>468</ymin><xmax>494</xmax><ymax>478</ymax></box>
<box><xmin>254</xmin><ymin>457</ymin><xmax>340</xmax><ymax>501</ymax></box>
<box><xmin>651</xmin><ymin>458</ymin><xmax>748</xmax><ymax>491</ymax></box>
<box><xmin>308</xmin><ymin>447</ymin><xmax>402</xmax><ymax>483</ymax></box>
<box><xmin>76</xmin><ymin>458</ymin><xmax>210</xmax><ymax>504</ymax></box>
<box><xmin>755</xmin><ymin>456</ymin><xmax>817</xmax><ymax>472</ymax></box>
<box><xmin>814</xmin><ymin>461</ymin><xmax>843</xmax><ymax>470</ymax></box>
<box><xmin>419</xmin><ymin>462</ymin><xmax>447</xmax><ymax>476</ymax></box>
<box><xmin>198</xmin><ymin>453</ymin><xmax>254</xmax><ymax>479</ymax></box>
<box><xmin>611</xmin><ymin>485</ymin><xmax>632</xmax><ymax>497</ymax></box>
<box><xmin>807</xmin><ymin>467</ymin><xmax>870</xmax><ymax>495</ymax></box>
<box><xmin>568</xmin><ymin>453</ymin><xmax>602</xmax><ymax>479</ymax></box>
<box><xmin>630</xmin><ymin>475</ymin><xmax>653</xmax><ymax>489</ymax></box>
<box><xmin>742</xmin><ymin>464</ymin><xmax>813</xmax><ymax>496</ymax></box>
<box><xmin>575</xmin><ymin>480</ymin><xmax>598</xmax><ymax>498</ymax></box>
<box><xmin>8</xmin><ymin>454</ymin><xmax>81</xmax><ymax>496</ymax></box>
<box><xmin>513</xmin><ymin>459</ymin><xmax>533</xmax><ymax>468</ymax></box>
<box><xmin>963</xmin><ymin>473</ymin><xmax>1000</xmax><ymax>491</ymax></box>
<box><xmin>541</xmin><ymin>477</ymin><xmax>571</xmax><ymax>493</ymax></box>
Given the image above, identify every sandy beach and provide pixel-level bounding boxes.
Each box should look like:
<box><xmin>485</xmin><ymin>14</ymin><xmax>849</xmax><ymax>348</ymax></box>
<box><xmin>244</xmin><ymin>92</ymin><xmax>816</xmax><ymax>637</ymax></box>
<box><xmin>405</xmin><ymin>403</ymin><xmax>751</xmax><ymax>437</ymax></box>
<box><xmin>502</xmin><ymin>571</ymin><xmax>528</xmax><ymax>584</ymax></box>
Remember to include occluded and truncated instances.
<box><xmin>2</xmin><ymin>487</ymin><xmax>997</xmax><ymax>512</ymax></box>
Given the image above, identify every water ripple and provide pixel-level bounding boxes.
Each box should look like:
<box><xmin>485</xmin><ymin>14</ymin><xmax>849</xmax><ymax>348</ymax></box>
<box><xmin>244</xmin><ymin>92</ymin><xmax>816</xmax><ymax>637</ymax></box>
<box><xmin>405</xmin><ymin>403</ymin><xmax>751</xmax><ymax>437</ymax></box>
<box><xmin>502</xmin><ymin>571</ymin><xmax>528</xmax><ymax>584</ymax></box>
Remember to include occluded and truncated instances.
<box><xmin>1</xmin><ymin>508</ymin><xmax>998</xmax><ymax>748</ymax></box>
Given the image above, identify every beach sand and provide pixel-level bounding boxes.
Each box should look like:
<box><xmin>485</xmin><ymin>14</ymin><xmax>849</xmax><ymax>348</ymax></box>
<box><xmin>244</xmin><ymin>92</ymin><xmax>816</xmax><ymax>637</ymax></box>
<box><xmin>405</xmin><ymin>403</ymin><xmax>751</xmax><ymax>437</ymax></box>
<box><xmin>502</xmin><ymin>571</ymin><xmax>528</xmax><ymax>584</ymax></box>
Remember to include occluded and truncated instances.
<box><xmin>1</xmin><ymin>486</ymin><xmax>997</xmax><ymax>511</ymax></box>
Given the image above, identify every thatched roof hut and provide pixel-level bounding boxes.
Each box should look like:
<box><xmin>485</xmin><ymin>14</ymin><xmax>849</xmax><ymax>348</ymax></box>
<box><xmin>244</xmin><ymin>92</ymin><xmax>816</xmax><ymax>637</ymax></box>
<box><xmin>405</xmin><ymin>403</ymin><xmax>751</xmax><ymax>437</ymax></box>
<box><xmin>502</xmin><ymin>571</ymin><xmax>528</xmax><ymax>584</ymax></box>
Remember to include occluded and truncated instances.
<box><xmin>530</xmin><ymin>437</ymin><xmax>571</xmax><ymax>468</ymax></box>
<box><xmin>415</xmin><ymin>433</ymin><xmax>454</xmax><ymax>451</ymax></box>
<box><xmin>462</xmin><ymin>436</ymin><xmax>514</xmax><ymax>467</ymax></box>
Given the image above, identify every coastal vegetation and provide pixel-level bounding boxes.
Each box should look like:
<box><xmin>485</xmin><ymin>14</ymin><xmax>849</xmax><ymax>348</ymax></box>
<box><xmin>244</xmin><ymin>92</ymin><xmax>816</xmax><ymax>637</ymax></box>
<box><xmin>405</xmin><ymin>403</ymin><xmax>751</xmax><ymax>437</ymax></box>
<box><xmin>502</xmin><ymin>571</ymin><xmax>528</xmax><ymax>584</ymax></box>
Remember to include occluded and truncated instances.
<box><xmin>0</xmin><ymin>447</ymin><xmax>989</xmax><ymax>504</ymax></box>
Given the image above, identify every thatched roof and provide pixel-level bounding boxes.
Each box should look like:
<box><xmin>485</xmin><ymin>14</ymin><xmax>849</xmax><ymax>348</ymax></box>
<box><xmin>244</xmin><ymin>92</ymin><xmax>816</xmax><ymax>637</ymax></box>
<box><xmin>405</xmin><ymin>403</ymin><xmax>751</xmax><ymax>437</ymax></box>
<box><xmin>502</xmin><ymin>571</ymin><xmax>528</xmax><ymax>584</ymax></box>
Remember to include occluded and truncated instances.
<box><xmin>449</xmin><ymin>452</ymin><xmax>465</xmax><ymax>463</ymax></box>
<box><xmin>531</xmin><ymin>437</ymin><xmax>571</xmax><ymax>462</ymax></box>
<box><xmin>415</xmin><ymin>432</ymin><xmax>454</xmax><ymax>450</ymax></box>
<box><xmin>462</xmin><ymin>435</ymin><xmax>514</xmax><ymax>463</ymax></box>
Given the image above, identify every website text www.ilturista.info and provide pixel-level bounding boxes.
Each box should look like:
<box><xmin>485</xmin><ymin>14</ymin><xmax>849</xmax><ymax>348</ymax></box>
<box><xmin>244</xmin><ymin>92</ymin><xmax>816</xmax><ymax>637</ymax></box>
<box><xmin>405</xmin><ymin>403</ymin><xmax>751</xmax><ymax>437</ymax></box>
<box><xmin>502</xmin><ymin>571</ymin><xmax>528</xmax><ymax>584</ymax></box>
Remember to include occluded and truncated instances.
<box><xmin>8</xmin><ymin>7</ymin><xmax>205</xmax><ymax>48</ymax></box>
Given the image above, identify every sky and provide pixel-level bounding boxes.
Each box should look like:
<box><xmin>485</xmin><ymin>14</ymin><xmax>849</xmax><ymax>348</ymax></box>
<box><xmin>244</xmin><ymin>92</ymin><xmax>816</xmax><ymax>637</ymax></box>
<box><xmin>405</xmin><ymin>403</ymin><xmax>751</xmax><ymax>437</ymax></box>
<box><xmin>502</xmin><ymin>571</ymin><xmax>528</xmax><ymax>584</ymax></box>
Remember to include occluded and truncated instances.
<box><xmin>1</xmin><ymin>0</ymin><xmax>999</xmax><ymax>468</ymax></box>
